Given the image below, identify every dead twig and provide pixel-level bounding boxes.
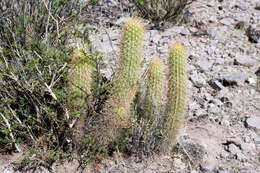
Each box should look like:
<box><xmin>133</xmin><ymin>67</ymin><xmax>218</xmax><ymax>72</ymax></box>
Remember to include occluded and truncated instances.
<box><xmin>0</xmin><ymin>112</ymin><xmax>21</xmax><ymax>152</ymax></box>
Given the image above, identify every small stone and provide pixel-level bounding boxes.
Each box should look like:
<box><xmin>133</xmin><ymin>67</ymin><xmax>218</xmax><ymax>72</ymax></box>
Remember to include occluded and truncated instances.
<box><xmin>241</xmin><ymin>143</ymin><xmax>256</xmax><ymax>153</ymax></box>
<box><xmin>204</xmin><ymin>29</ymin><xmax>217</xmax><ymax>38</ymax></box>
<box><xmin>204</xmin><ymin>93</ymin><xmax>213</xmax><ymax>102</ymax></box>
<box><xmin>190</xmin><ymin>72</ymin><xmax>207</xmax><ymax>88</ymax></box>
<box><xmin>228</xmin><ymin>143</ymin><xmax>241</xmax><ymax>155</ymax></box>
<box><xmin>209</xmin><ymin>16</ymin><xmax>217</xmax><ymax>23</ymax></box>
<box><xmin>197</xmin><ymin>60</ymin><xmax>214</xmax><ymax>72</ymax></box>
<box><xmin>194</xmin><ymin>109</ymin><xmax>207</xmax><ymax>117</ymax></box>
<box><xmin>215</xmin><ymin>58</ymin><xmax>225</xmax><ymax>65</ymax></box>
<box><xmin>236</xmin><ymin>152</ymin><xmax>246</xmax><ymax>161</ymax></box>
<box><xmin>180</xmin><ymin>28</ymin><xmax>191</xmax><ymax>35</ymax></box>
<box><xmin>218</xmin><ymin>171</ymin><xmax>229</xmax><ymax>173</ymax></box>
<box><xmin>246</xmin><ymin>25</ymin><xmax>260</xmax><ymax>43</ymax></box>
<box><xmin>250</xmin><ymin>132</ymin><xmax>260</xmax><ymax>144</ymax></box>
<box><xmin>234</xmin><ymin>57</ymin><xmax>257</xmax><ymax>67</ymax></box>
<box><xmin>173</xmin><ymin>158</ymin><xmax>186</xmax><ymax>170</ymax></box>
<box><xmin>188</xmin><ymin>64</ymin><xmax>196</xmax><ymax>72</ymax></box>
<box><xmin>246</xmin><ymin>77</ymin><xmax>256</xmax><ymax>84</ymax></box>
<box><xmin>194</xmin><ymin>96</ymin><xmax>207</xmax><ymax>108</ymax></box>
<box><xmin>208</xmin><ymin>104</ymin><xmax>220</xmax><ymax>114</ymax></box>
<box><xmin>223</xmin><ymin>73</ymin><xmax>247</xmax><ymax>86</ymax></box>
<box><xmin>209</xmin><ymin>79</ymin><xmax>224</xmax><ymax>90</ymax></box>
<box><xmin>219</xmin><ymin>18</ymin><xmax>234</xmax><ymax>26</ymax></box>
<box><xmin>173</xmin><ymin>26</ymin><xmax>190</xmax><ymax>35</ymax></box>
<box><xmin>255</xmin><ymin>67</ymin><xmax>260</xmax><ymax>77</ymax></box>
<box><xmin>200</xmin><ymin>162</ymin><xmax>216</xmax><ymax>173</ymax></box>
<box><xmin>246</xmin><ymin>116</ymin><xmax>260</xmax><ymax>130</ymax></box>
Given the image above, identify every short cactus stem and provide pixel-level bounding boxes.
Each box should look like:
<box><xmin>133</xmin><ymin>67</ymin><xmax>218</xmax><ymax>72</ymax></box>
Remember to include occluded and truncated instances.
<box><xmin>164</xmin><ymin>42</ymin><xmax>187</xmax><ymax>151</ymax></box>
<box><xmin>68</xmin><ymin>48</ymin><xmax>93</xmax><ymax>107</ymax></box>
<box><xmin>144</xmin><ymin>58</ymin><xmax>164</xmax><ymax>125</ymax></box>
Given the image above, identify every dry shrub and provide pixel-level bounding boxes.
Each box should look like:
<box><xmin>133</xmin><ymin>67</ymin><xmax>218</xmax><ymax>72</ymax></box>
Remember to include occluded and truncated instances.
<box><xmin>132</xmin><ymin>0</ymin><xmax>191</xmax><ymax>25</ymax></box>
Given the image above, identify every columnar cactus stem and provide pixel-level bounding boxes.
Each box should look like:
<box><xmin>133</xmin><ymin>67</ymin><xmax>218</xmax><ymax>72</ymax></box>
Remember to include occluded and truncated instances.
<box><xmin>144</xmin><ymin>58</ymin><xmax>164</xmax><ymax>124</ymax></box>
<box><xmin>68</xmin><ymin>48</ymin><xmax>93</xmax><ymax>107</ymax></box>
<box><xmin>90</xmin><ymin>18</ymin><xmax>145</xmax><ymax>146</ymax></box>
<box><xmin>110</xmin><ymin>17</ymin><xmax>144</xmax><ymax>126</ymax></box>
<box><xmin>164</xmin><ymin>42</ymin><xmax>187</xmax><ymax>150</ymax></box>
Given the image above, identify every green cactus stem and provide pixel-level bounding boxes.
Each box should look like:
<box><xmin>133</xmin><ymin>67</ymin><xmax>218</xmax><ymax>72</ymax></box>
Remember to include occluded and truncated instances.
<box><xmin>68</xmin><ymin>48</ymin><xmax>93</xmax><ymax>108</ymax></box>
<box><xmin>110</xmin><ymin>17</ymin><xmax>144</xmax><ymax>126</ymax></box>
<box><xmin>164</xmin><ymin>42</ymin><xmax>187</xmax><ymax>150</ymax></box>
<box><xmin>144</xmin><ymin>58</ymin><xmax>164</xmax><ymax>125</ymax></box>
<box><xmin>91</xmin><ymin>18</ymin><xmax>145</xmax><ymax>146</ymax></box>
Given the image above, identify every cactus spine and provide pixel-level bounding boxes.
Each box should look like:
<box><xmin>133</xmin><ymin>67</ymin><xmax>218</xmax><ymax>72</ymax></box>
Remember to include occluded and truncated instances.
<box><xmin>165</xmin><ymin>42</ymin><xmax>187</xmax><ymax>150</ymax></box>
<box><xmin>68</xmin><ymin>48</ymin><xmax>93</xmax><ymax>107</ymax></box>
<box><xmin>144</xmin><ymin>58</ymin><xmax>164</xmax><ymax>124</ymax></box>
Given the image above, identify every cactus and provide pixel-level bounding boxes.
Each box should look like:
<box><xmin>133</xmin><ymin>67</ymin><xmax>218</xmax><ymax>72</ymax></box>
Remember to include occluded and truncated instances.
<box><xmin>68</xmin><ymin>48</ymin><xmax>93</xmax><ymax>107</ymax></box>
<box><xmin>164</xmin><ymin>42</ymin><xmax>187</xmax><ymax>150</ymax></box>
<box><xmin>90</xmin><ymin>18</ymin><xmax>145</xmax><ymax>146</ymax></box>
<box><xmin>110</xmin><ymin>18</ymin><xmax>144</xmax><ymax>125</ymax></box>
<box><xmin>144</xmin><ymin>58</ymin><xmax>164</xmax><ymax>124</ymax></box>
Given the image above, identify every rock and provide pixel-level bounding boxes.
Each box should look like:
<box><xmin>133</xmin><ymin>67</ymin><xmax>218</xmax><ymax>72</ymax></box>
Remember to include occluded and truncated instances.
<box><xmin>3</xmin><ymin>165</ymin><xmax>14</xmax><ymax>173</ymax></box>
<box><xmin>172</xmin><ymin>26</ymin><xmax>190</xmax><ymax>35</ymax></box>
<box><xmin>246</xmin><ymin>26</ymin><xmax>260</xmax><ymax>43</ymax></box>
<box><xmin>204</xmin><ymin>29</ymin><xmax>217</xmax><ymax>38</ymax></box>
<box><xmin>246</xmin><ymin>77</ymin><xmax>256</xmax><ymax>84</ymax></box>
<box><xmin>200</xmin><ymin>162</ymin><xmax>216</xmax><ymax>173</ymax></box>
<box><xmin>197</xmin><ymin>60</ymin><xmax>214</xmax><ymax>72</ymax></box>
<box><xmin>250</xmin><ymin>132</ymin><xmax>260</xmax><ymax>145</ymax></box>
<box><xmin>194</xmin><ymin>96</ymin><xmax>207</xmax><ymax>108</ymax></box>
<box><xmin>245</xmin><ymin>116</ymin><xmax>260</xmax><ymax>130</ymax></box>
<box><xmin>234</xmin><ymin>56</ymin><xmax>257</xmax><ymax>67</ymax></box>
<box><xmin>219</xmin><ymin>18</ymin><xmax>234</xmax><ymax>26</ymax></box>
<box><xmin>209</xmin><ymin>79</ymin><xmax>225</xmax><ymax>90</ymax></box>
<box><xmin>236</xmin><ymin>152</ymin><xmax>246</xmax><ymax>161</ymax></box>
<box><xmin>188</xmin><ymin>64</ymin><xmax>196</xmax><ymax>72</ymax></box>
<box><xmin>204</xmin><ymin>93</ymin><xmax>213</xmax><ymax>102</ymax></box>
<box><xmin>208</xmin><ymin>16</ymin><xmax>217</xmax><ymax>23</ymax></box>
<box><xmin>241</xmin><ymin>143</ymin><xmax>256</xmax><ymax>153</ymax></box>
<box><xmin>222</xmin><ymin>73</ymin><xmax>247</xmax><ymax>86</ymax></box>
<box><xmin>173</xmin><ymin>158</ymin><xmax>186</xmax><ymax>170</ymax></box>
<box><xmin>228</xmin><ymin>143</ymin><xmax>241</xmax><ymax>155</ymax></box>
<box><xmin>190</xmin><ymin>72</ymin><xmax>207</xmax><ymax>88</ymax></box>
<box><xmin>180</xmin><ymin>28</ymin><xmax>191</xmax><ymax>35</ymax></box>
<box><xmin>195</xmin><ymin>109</ymin><xmax>207</xmax><ymax>117</ymax></box>
<box><xmin>208</xmin><ymin>103</ymin><xmax>220</xmax><ymax>114</ymax></box>
<box><xmin>256</xmin><ymin>3</ymin><xmax>260</xmax><ymax>10</ymax></box>
<box><xmin>218</xmin><ymin>171</ymin><xmax>229</xmax><ymax>173</ymax></box>
<box><xmin>255</xmin><ymin>67</ymin><xmax>260</xmax><ymax>77</ymax></box>
<box><xmin>215</xmin><ymin>58</ymin><xmax>225</xmax><ymax>65</ymax></box>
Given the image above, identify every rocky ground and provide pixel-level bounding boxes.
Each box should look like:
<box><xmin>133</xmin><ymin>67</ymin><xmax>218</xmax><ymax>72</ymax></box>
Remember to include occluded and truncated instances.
<box><xmin>1</xmin><ymin>0</ymin><xmax>260</xmax><ymax>172</ymax></box>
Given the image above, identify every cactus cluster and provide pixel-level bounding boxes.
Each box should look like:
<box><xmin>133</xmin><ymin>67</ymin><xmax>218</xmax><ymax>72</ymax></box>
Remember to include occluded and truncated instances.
<box><xmin>69</xmin><ymin>18</ymin><xmax>187</xmax><ymax>153</ymax></box>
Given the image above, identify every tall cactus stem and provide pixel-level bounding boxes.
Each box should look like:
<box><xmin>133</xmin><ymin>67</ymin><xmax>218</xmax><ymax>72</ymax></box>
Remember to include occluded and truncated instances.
<box><xmin>164</xmin><ymin>42</ymin><xmax>187</xmax><ymax>151</ymax></box>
